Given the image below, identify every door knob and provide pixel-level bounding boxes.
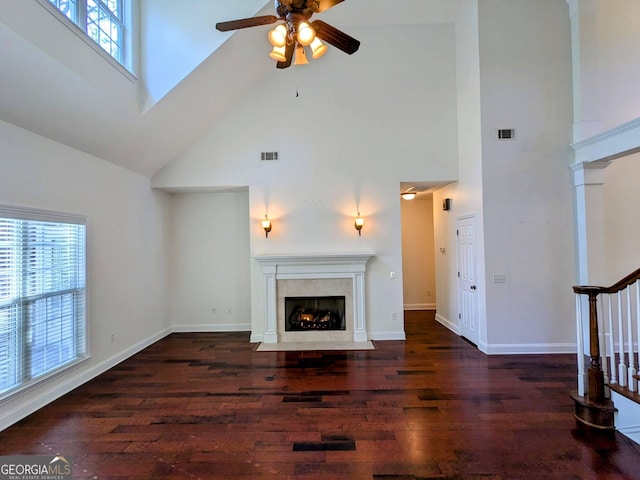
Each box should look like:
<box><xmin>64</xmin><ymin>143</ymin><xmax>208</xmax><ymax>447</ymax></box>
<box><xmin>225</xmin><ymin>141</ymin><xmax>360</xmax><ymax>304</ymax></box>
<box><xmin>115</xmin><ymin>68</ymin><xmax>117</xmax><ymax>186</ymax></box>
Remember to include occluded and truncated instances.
<box><xmin>470</xmin><ymin>285</ymin><xmax>476</xmax><ymax>290</ymax></box>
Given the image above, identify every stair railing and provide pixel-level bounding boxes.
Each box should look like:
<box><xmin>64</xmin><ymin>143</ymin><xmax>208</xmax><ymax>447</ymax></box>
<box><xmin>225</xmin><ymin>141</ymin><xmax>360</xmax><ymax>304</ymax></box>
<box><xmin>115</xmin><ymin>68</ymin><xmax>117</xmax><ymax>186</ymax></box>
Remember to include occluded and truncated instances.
<box><xmin>573</xmin><ymin>268</ymin><xmax>640</xmax><ymax>427</ymax></box>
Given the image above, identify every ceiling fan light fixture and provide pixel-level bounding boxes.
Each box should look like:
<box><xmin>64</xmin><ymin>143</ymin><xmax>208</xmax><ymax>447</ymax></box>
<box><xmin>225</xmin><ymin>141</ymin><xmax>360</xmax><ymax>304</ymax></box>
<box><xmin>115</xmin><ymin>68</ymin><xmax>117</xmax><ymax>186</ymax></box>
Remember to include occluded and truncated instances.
<box><xmin>268</xmin><ymin>24</ymin><xmax>288</xmax><ymax>48</ymax></box>
<box><xmin>310</xmin><ymin>37</ymin><xmax>328</xmax><ymax>59</ymax></box>
<box><xmin>269</xmin><ymin>44</ymin><xmax>287</xmax><ymax>62</ymax></box>
<box><xmin>401</xmin><ymin>192</ymin><xmax>417</xmax><ymax>200</ymax></box>
<box><xmin>297</xmin><ymin>22</ymin><xmax>316</xmax><ymax>46</ymax></box>
<box><xmin>294</xmin><ymin>45</ymin><xmax>309</xmax><ymax>65</ymax></box>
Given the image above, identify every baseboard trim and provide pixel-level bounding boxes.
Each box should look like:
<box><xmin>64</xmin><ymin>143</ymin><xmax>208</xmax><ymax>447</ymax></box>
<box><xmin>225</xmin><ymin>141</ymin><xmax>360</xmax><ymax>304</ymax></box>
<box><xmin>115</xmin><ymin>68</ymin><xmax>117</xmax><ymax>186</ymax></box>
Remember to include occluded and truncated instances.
<box><xmin>369</xmin><ymin>331</ymin><xmax>406</xmax><ymax>341</ymax></box>
<box><xmin>0</xmin><ymin>327</ymin><xmax>172</xmax><ymax>432</ymax></box>
<box><xmin>404</xmin><ymin>303</ymin><xmax>436</xmax><ymax>311</ymax></box>
<box><xmin>482</xmin><ymin>343</ymin><xmax>577</xmax><ymax>355</ymax></box>
<box><xmin>172</xmin><ymin>323</ymin><xmax>251</xmax><ymax>333</ymax></box>
<box><xmin>435</xmin><ymin>313</ymin><xmax>460</xmax><ymax>335</ymax></box>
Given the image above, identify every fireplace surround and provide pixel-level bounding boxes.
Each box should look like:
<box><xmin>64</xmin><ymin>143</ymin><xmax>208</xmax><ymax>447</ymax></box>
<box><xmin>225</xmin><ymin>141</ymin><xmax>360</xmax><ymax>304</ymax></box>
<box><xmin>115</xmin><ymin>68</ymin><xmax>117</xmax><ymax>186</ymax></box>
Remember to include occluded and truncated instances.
<box><xmin>254</xmin><ymin>253</ymin><xmax>375</xmax><ymax>344</ymax></box>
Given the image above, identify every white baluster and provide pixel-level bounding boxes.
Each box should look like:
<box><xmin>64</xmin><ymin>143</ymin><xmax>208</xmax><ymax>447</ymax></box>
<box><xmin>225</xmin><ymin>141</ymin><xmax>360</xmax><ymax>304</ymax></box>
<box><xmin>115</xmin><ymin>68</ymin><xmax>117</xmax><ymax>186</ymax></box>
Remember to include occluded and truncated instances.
<box><xmin>576</xmin><ymin>294</ymin><xmax>586</xmax><ymax>397</ymax></box>
<box><xmin>617</xmin><ymin>291</ymin><xmax>627</xmax><ymax>387</ymax></box>
<box><xmin>607</xmin><ymin>293</ymin><xmax>617</xmax><ymax>385</ymax></box>
<box><xmin>634</xmin><ymin>280</ymin><xmax>640</xmax><ymax>392</ymax></box>
<box><xmin>627</xmin><ymin>285</ymin><xmax>636</xmax><ymax>392</ymax></box>
<box><xmin>598</xmin><ymin>293</ymin><xmax>609</xmax><ymax>391</ymax></box>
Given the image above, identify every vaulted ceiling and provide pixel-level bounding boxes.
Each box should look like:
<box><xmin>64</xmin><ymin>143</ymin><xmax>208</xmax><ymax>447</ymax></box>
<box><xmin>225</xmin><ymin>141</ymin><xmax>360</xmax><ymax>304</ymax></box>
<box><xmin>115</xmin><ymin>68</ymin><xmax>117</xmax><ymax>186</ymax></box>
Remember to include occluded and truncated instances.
<box><xmin>0</xmin><ymin>0</ymin><xmax>461</xmax><ymax>177</ymax></box>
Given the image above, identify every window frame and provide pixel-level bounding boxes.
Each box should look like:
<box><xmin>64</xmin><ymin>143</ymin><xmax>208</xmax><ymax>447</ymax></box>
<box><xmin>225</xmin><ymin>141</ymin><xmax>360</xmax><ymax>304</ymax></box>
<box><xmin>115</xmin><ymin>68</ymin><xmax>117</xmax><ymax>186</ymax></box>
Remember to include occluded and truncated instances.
<box><xmin>35</xmin><ymin>0</ymin><xmax>135</xmax><ymax>79</ymax></box>
<box><xmin>0</xmin><ymin>205</ymin><xmax>89</xmax><ymax>402</ymax></box>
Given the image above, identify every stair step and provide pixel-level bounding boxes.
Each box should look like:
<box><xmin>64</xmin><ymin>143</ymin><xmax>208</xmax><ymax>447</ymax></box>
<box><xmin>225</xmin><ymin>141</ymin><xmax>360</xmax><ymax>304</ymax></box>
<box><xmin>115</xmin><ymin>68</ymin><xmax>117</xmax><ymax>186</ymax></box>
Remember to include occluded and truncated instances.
<box><xmin>608</xmin><ymin>383</ymin><xmax>640</xmax><ymax>404</ymax></box>
<box><xmin>570</xmin><ymin>392</ymin><xmax>616</xmax><ymax>429</ymax></box>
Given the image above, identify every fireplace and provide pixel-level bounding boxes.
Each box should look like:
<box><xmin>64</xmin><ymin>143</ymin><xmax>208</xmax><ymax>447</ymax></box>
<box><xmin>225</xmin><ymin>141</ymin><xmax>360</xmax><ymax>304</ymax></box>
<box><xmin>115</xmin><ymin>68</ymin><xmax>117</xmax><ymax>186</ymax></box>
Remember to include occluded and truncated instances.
<box><xmin>285</xmin><ymin>296</ymin><xmax>346</xmax><ymax>331</ymax></box>
<box><xmin>254</xmin><ymin>253</ymin><xmax>375</xmax><ymax>344</ymax></box>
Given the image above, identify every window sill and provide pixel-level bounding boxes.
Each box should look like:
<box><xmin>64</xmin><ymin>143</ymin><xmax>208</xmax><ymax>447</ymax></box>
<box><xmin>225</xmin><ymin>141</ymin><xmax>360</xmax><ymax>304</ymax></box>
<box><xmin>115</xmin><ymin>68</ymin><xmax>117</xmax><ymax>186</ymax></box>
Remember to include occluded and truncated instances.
<box><xmin>0</xmin><ymin>355</ymin><xmax>91</xmax><ymax>405</ymax></box>
<box><xmin>34</xmin><ymin>0</ymin><xmax>136</xmax><ymax>82</ymax></box>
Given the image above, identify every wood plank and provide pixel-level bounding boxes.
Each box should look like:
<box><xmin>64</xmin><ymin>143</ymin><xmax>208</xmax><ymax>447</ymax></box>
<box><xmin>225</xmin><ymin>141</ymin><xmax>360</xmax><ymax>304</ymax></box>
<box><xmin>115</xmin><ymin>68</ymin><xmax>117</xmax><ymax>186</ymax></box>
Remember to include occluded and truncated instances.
<box><xmin>0</xmin><ymin>311</ymin><xmax>638</xmax><ymax>479</ymax></box>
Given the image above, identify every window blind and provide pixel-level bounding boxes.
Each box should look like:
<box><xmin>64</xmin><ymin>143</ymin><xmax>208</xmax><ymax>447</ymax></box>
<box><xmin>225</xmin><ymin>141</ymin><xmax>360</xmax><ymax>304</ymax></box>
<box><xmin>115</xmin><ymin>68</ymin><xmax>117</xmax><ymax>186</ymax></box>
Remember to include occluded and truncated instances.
<box><xmin>0</xmin><ymin>206</ymin><xmax>87</xmax><ymax>399</ymax></box>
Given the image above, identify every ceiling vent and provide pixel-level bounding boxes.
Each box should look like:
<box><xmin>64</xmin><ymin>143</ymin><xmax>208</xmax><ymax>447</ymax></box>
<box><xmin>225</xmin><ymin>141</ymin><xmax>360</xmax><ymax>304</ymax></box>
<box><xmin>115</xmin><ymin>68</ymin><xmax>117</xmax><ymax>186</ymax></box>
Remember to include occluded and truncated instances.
<box><xmin>497</xmin><ymin>128</ymin><xmax>515</xmax><ymax>140</ymax></box>
<box><xmin>261</xmin><ymin>151</ymin><xmax>279</xmax><ymax>161</ymax></box>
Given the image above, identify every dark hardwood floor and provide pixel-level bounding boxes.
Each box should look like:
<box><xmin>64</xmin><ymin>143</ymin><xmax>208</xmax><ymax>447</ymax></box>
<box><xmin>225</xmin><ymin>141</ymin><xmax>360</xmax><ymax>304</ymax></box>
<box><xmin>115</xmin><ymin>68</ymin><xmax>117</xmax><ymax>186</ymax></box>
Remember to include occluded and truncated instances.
<box><xmin>1</xmin><ymin>311</ymin><xmax>639</xmax><ymax>479</ymax></box>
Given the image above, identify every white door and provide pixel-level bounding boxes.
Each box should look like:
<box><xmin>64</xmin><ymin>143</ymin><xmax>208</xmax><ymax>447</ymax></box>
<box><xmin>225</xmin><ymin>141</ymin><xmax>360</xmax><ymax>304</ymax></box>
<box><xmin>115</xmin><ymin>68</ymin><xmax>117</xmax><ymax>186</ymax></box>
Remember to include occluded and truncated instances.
<box><xmin>457</xmin><ymin>215</ymin><xmax>479</xmax><ymax>345</ymax></box>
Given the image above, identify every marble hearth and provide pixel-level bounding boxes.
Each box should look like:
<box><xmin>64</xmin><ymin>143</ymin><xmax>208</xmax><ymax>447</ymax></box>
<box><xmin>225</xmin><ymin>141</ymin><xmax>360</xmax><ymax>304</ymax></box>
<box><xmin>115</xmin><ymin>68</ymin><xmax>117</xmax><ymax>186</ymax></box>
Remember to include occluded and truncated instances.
<box><xmin>254</xmin><ymin>253</ymin><xmax>375</xmax><ymax>344</ymax></box>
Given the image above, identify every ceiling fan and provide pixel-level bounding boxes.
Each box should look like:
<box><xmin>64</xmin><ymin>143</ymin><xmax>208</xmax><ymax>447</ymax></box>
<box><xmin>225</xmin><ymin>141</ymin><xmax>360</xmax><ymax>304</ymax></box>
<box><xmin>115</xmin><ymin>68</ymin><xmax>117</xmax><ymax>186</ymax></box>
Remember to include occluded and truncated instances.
<box><xmin>216</xmin><ymin>0</ymin><xmax>360</xmax><ymax>69</ymax></box>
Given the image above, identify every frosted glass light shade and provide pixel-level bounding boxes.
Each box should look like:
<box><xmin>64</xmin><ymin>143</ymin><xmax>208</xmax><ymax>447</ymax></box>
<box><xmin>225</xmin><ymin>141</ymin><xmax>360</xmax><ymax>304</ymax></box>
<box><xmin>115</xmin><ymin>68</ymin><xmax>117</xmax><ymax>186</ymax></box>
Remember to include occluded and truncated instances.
<box><xmin>297</xmin><ymin>22</ymin><xmax>316</xmax><ymax>46</ymax></box>
<box><xmin>269</xmin><ymin>44</ymin><xmax>287</xmax><ymax>62</ymax></box>
<box><xmin>268</xmin><ymin>24</ymin><xmax>287</xmax><ymax>47</ymax></box>
<box><xmin>294</xmin><ymin>46</ymin><xmax>309</xmax><ymax>65</ymax></box>
<box><xmin>310</xmin><ymin>37</ymin><xmax>327</xmax><ymax>59</ymax></box>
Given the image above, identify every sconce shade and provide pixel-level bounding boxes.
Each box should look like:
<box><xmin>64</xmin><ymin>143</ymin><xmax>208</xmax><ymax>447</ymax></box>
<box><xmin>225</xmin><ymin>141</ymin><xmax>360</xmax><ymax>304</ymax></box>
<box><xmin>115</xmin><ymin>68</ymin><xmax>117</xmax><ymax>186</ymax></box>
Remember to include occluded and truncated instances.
<box><xmin>294</xmin><ymin>45</ymin><xmax>309</xmax><ymax>65</ymax></box>
<box><xmin>297</xmin><ymin>22</ymin><xmax>316</xmax><ymax>46</ymax></box>
<box><xmin>269</xmin><ymin>44</ymin><xmax>287</xmax><ymax>62</ymax></box>
<box><xmin>261</xmin><ymin>215</ymin><xmax>272</xmax><ymax>238</ymax></box>
<box><xmin>401</xmin><ymin>192</ymin><xmax>417</xmax><ymax>200</ymax></box>
<box><xmin>354</xmin><ymin>213</ymin><xmax>364</xmax><ymax>236</ymax></box>
<box><xmin>268</xmin><ymin>24</ymin><xmax>287</xmax><ymax>48</ymax></box>
<box><xmin>310</xmin><ymin>37</ymin><xmax>328</xmax><ymax>59</ymax></box>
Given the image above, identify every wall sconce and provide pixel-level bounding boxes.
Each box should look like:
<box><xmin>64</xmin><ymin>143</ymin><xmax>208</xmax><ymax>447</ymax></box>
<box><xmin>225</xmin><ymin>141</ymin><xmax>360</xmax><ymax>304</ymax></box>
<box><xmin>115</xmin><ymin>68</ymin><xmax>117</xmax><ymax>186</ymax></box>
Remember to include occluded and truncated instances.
<box><xmin>354</xmin><ymin>212</ymin><xmax>364</xmax><ymax>236</ymax></box>
<box><xmin>261</xmin><ymin>215</ymin><xmax>272</xmax><ymax>238</ymax></box>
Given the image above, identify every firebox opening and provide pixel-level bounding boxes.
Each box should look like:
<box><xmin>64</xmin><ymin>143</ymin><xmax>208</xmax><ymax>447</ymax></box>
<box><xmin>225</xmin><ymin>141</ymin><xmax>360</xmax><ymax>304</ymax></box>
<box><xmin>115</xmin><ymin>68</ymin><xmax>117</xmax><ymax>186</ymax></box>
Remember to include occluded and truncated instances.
<box><xmin>284</xmin><ymin>296</ymin><xmax>346</xmax><ymax>331</ymax></box>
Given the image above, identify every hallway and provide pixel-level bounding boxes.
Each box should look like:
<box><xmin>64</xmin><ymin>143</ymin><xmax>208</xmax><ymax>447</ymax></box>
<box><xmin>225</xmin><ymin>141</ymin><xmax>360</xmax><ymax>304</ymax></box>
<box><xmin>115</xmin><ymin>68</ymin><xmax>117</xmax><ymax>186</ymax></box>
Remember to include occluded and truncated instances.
<box><xmin>0</xmin><ymin>311</ymin><xmax>638</xmax><ymax>479</ymax></box>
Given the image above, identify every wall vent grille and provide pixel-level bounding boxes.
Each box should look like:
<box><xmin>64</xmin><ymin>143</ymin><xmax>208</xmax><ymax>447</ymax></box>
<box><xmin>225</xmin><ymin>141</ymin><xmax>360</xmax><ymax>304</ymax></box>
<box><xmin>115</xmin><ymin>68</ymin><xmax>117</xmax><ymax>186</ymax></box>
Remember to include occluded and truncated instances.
<box><xmin>497</xmin><ymin>128</ymin><xmax>515</xmax><ymax>140</ymax></box>
<box><xmin>261</xmin><ymin>151</ymin><xmax>279</xmax><ymax>161</ymax></box>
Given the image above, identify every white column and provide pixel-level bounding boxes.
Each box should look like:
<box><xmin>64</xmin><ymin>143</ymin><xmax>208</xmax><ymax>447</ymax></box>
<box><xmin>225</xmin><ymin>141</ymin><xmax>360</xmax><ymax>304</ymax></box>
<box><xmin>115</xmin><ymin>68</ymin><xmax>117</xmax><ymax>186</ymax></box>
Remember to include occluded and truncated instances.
<box><xmin>572</xmin><ymin>160</ymin><xmax>611</xmax><ymax>285</ymax></box>
<box><xmin>567</xmin><ymin>0</ymin><xmax>603</xmax><ymax>142</ymax></box>
<box><xmin>352</xmin><ymin>270</ymin><xmax>367</xmax><ymax>342</ymax></box>
<box><xmin>262</xmin><ymin>264</ymin><xmax>278</xmax><ymax>343</ymax></box>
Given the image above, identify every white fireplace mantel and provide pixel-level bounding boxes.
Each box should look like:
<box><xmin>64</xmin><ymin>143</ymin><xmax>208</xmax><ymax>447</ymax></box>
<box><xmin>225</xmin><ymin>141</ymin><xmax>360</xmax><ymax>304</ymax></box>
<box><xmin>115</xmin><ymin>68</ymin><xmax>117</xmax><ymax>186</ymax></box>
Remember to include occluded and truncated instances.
<box><xmin>254</xmin><ymin>253</ymin><xmax>375</xmax><ymax>344</ymax></box>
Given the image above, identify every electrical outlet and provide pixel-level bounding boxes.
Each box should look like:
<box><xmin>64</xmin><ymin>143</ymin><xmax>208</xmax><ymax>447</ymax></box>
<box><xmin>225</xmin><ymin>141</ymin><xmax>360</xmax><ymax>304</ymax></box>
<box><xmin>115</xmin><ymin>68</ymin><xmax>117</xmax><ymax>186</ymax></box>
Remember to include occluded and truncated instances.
<box><xmin>427</xmin><ymin>290</ymin><xmax>432</xmax><ymax>296</ymax></box>
<box><xmin>212</xmin><ymin>307</ymin><xmax>216</xmax><ymax>314</ymax></box>
<box><xmin>391</xmin><ymin>312</ymin><xmax>396</xmax><ymax>321</ymax></box>
<box><xmin>227</xmin><ymin>307</ymin><xmax>232</xmax><ymax>314</ymax></box>
<box><xmin>110</xmin><ymin>332</ymin><xmax>115</xmax><ymax>343</ymax></box>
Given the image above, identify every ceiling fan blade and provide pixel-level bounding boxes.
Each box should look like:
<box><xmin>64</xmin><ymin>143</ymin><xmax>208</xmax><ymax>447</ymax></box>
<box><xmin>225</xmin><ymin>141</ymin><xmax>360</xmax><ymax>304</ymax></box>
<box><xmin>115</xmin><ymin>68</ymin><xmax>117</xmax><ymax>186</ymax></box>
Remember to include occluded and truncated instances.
<box><xmin>311</xmin><ymin>20</ymin><xmax>360</xmax><ymax>55</ymax></box>
<box><xmin>315</xmin><ymin>0</ymin><xmax>345</xmax><ymax>13</ymax></box>
<box><xmin>276</xmin><ymin>42</ymin><xmax>295</xmax><ymax>69</ymax></box>
<box><xmin>216</xmin><ymin>15</ymin><xmax>278</xmax><ymax>32</ymax></box>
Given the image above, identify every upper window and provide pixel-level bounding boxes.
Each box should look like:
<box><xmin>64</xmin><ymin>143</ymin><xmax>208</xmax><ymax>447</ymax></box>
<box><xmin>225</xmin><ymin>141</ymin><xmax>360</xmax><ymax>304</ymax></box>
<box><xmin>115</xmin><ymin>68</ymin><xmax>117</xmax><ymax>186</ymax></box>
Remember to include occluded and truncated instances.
<box><xmin>46</xmin><ymin>0</ymin><xmax>129</xmax><ymax>69</ymax></box>
<box><xmin>0</xmin><ymin>206</ymin><xmax>87</xmax><ymax>400</ymax></box>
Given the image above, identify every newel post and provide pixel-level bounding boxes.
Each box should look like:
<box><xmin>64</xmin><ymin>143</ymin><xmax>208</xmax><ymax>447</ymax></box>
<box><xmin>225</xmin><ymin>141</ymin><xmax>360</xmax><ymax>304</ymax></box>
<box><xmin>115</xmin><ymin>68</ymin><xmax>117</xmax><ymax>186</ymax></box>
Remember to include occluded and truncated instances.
<box><xmin>586</xmin><ymin>291</ymin><xmax>604</xmax><ymax>403</ymax></box>
<box><xmin>571</xmin><ymin>285</ymin><xmax>615</xmax><ymax>430</ymax></box>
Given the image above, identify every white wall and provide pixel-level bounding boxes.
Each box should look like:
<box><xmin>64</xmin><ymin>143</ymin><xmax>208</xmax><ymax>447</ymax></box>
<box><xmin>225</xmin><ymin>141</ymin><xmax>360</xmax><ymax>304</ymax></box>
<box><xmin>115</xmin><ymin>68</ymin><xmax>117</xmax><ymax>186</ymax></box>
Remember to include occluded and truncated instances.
<box><xmin>138</xmin><ymin>0</ymin><xmax>268</xmax><ymax>111</ymax></box>
<box><xmin>603</xmin><ymin>153</ymin><xmax>640</xmax><ymax>282</ymax></box>
<box><xmin>401</xmin><ymin>195</ymin><xmax>436</xmax><ymax>309</ymax></box>
<box><xmin>597</xmin><ymin>0</ymin><xmax>640</xmax><ymax>131</ymax></box>
<box><xmin>432</xmin><ymin>0</ymin><xmax>485</xmax><ymax>338</ymax></box>
<box><xmin>153</xmin><ymin>22</ymin><xmax>460</xmax><ymax>341</ymax></box>
<box><xmin>170</xmin><ymin>191</ymin><xmax>251</xmax><ymax>331</ymax></box>
<box><xmin>478</xmin><ymin>0</ymin><xmax>575</xmax><ymax>352</ymax></box>
<box><xmin>0</xmin><ymin>120</ymin><xmax>171</xmax><ymax>430</ymax></box>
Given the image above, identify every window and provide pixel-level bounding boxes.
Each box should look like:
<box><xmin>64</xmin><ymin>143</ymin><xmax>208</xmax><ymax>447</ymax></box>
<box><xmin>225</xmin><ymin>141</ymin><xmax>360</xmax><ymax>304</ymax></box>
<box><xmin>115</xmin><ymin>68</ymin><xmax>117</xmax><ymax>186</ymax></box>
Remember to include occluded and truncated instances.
<box><xmin>45</xmin><ymin>0</ymin><xmax>129</xmax><ymax>69</ymax></box>
<box><xmin>0</xmin><ymin>206</ymin><xmax>87</xmax><ymax>399</ymax></box>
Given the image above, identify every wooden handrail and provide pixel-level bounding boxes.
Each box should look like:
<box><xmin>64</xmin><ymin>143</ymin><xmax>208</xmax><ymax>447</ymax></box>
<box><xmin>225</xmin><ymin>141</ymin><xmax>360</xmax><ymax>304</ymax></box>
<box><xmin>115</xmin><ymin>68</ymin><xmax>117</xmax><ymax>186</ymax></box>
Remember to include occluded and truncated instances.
<box><xmin>573</xmin><ymin>269</ymin><xmax>640</xmax><ymax>399</ymax></box>
<box><xmin>573</xmin><ymin>267</ymin><xmax>640</xmax><ymax>295</ymax></box>
<box><xmin>571</xmin><ymin>267</ymin><xmax>640</xmax><ymax>429</ymax></box>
